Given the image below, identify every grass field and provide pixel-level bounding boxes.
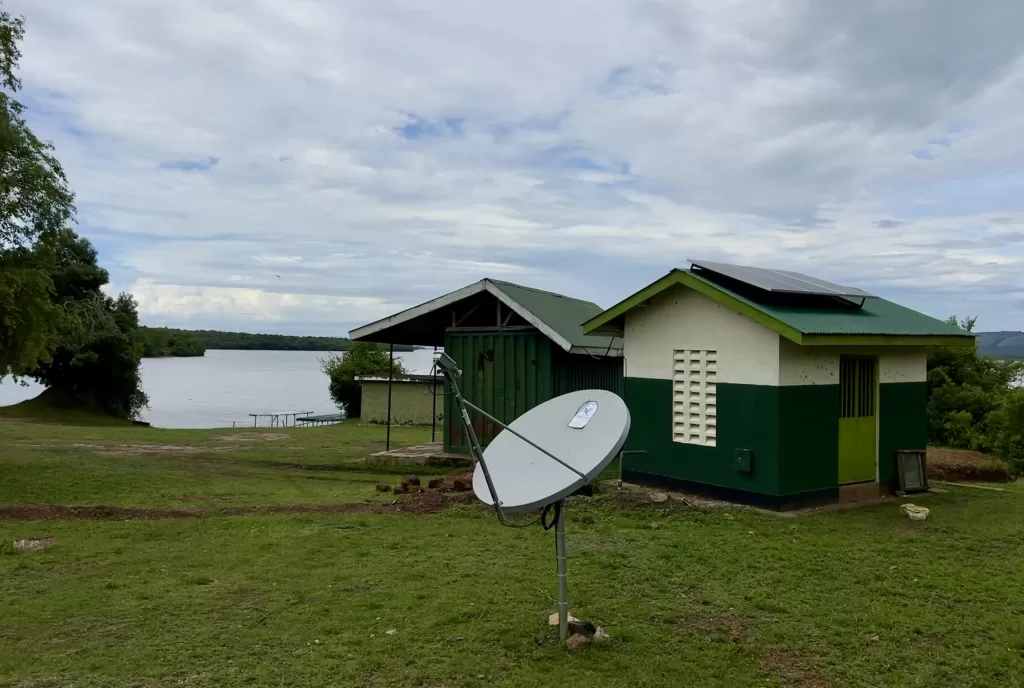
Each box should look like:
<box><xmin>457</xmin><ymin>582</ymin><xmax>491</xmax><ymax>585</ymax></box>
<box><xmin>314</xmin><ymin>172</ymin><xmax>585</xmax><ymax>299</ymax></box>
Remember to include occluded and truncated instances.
<box><xmin>2</xmin><ymin>412</ymin><xmax>1024</xmax><ymax>687</ymax></box>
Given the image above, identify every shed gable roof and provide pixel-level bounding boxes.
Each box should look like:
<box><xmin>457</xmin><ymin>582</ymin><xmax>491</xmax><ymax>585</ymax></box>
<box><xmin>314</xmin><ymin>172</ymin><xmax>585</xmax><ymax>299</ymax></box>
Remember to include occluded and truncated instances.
<box><xmin>582</xmin><ymin>269</ymin><xmax>974</xmax><ymax>347</ymax></box>
<box><xmin>349</xmin><ymin>278</ymin><xmax>621</xmax><ymax>355</ymax></box>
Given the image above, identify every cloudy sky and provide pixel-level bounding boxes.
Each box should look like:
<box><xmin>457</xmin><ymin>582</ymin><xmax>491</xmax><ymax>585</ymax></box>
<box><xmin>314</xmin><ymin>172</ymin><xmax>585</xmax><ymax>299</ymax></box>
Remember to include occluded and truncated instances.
<box><xmin>10</xmin><ymin>0</ymin><xmax>1024</xmax><ymax>335</ymax></box>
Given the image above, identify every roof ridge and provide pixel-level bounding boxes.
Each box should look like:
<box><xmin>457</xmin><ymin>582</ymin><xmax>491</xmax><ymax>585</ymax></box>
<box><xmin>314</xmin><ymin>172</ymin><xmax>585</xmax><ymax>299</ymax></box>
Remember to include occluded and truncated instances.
<box><xmin>485</xmin><ymin>278</ymin><xmax>602</xmax><ymax>309</ymax></box>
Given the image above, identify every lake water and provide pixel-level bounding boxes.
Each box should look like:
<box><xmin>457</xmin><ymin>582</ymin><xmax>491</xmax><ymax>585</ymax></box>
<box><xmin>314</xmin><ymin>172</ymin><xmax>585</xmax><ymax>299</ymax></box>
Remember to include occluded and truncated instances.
<box><xmin>0</xmin><ymin>348</ymin><xmax>439</xmax><ymax>429</ymax></box>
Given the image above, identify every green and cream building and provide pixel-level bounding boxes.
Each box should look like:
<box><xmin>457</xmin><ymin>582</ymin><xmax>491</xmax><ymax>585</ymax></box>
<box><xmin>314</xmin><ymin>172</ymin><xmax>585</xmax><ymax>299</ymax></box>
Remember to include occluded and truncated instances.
<box><xmin>583</xmin><ymin>265</ymin><xmax>974</xmax><ymax>508</ymax></box>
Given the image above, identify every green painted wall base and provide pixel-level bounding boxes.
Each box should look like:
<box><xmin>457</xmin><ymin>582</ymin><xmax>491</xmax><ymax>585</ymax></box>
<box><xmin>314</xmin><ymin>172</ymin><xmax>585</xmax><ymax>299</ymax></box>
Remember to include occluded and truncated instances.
<box><xmin>623</xmin><ymin>377</ymin><xmax>780</xmax><ymax>495</ymax></box>
<box><xmin>879</xmin><ymin>382</ymin><xmax>928</xmax><ymax>487</ymax></box>
<box><xmin>622</xmin><ymin>376</ymin><xmax>928</xmax><ymax>503</ymax></box>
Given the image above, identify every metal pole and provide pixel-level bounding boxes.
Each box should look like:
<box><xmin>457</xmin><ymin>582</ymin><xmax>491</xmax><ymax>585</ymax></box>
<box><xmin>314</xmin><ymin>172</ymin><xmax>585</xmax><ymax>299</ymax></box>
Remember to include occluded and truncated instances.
<box><xmin>431</xmin><ymin>346</ymin><xmax>438</xmax><ymax>443</ymax></box>
<box><xmin>386</xmin><ymin>343</ymin><xmax>394</xmax><ymax>451</ymax></box>
<box><xmin>445</xmin><ymin>372</ymin><xmax>506</xmax><ymax>523</ymax></box>
<box><xmin>555</xmin><ymin>500</ymin><xmax>568</xmax><ymax>643</ymax></box>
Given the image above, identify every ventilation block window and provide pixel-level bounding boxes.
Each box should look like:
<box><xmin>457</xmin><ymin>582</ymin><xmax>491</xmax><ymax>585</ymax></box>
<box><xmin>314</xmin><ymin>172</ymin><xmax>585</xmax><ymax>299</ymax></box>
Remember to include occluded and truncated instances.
<box><xmin>672</xmin><ymin>349</ymin><xmax>717</xmax><ymax>447</ymax></box>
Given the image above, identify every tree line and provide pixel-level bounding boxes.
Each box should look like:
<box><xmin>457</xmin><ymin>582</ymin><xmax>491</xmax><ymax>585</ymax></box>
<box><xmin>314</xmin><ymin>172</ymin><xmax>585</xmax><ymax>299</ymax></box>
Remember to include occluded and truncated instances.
<box><xmin>139</xmin><ymin>328</ymin><xmax>206</xmax><ymax>358</ymax></box>
<box><xmin>138</xmin><ymin>327</ymin><xmax>416</xmax><ymax>356</ymax></box>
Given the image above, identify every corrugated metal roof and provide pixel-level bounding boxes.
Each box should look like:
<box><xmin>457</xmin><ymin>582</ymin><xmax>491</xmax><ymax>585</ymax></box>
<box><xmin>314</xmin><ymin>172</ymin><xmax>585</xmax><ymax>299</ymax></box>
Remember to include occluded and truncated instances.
<box><xmin>582</xmin><ymin>268</ymin><xmax>974</xmax><ymax>345</ymax></box>
<box><xmin>486</xmin><ymin>280</ymin><xmax>619</xmax><ymax>353</ymax></box>
<box><xmin>686</xmin><ymin>271</ymin><xmax>969</xmax><ymax>337</ymax></box>
<box><xmin>349</xmin><ymin>278</ymin><xmax>621</xmax><ymax>354</ymax></box>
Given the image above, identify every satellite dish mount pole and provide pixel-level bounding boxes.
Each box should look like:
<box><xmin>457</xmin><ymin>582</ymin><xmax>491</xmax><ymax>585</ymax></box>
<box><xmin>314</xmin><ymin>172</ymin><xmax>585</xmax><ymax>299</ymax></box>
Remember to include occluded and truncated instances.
<box><xmin>434</xmin><ymin>353</ymin><xmax>506</xmax><ymax>523</ymax></box>
<box><xmin>554</xmin><ymin>499</ymin><xmax>568</xmax><ymax>642</ymax></box>
<box><xmin>435</xmin><ymin>352</ymin><xmax>605</xmax><ymax>644</ymax></box>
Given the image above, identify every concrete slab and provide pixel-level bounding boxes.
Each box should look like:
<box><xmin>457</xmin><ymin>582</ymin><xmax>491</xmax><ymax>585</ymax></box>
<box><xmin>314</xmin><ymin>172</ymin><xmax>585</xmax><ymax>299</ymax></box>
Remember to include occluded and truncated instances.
<box><xmin>371</xmin><ymin>442</ymin><xmax>471</xmax><ymax>466</ymax></box>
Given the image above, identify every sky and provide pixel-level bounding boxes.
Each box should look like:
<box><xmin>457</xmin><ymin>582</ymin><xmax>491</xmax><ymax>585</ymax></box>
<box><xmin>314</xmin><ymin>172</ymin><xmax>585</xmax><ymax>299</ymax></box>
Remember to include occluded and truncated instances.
<box><xmin>9</xmin><ymin>0</ymin><xmax>1024</xmax><ymax>335</ymax></box>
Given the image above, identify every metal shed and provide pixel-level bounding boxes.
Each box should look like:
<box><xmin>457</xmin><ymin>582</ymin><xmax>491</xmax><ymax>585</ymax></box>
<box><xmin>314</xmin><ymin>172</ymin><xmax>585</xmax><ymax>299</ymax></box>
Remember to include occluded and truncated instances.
<box><xmin>349</xmin><ymin>279</ymin><xmax>623</xmax><ymax>453</ymax></box>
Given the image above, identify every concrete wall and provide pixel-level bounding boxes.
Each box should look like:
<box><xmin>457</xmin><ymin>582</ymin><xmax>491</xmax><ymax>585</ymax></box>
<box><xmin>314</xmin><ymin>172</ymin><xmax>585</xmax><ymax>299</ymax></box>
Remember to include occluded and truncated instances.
<box><xmin>779</xmin><ymin>340</ymin><xmax>927</xmax><ymax>385</ymax></box>
<box><xmin>623</xmin><ymin>284</ymin><xmax>780</xmax><ymax>385</ymax></box>
<box><xmin>361</xmin><ymin>380</ymin><xmax>444</xmax><ymax>425</ymax></box>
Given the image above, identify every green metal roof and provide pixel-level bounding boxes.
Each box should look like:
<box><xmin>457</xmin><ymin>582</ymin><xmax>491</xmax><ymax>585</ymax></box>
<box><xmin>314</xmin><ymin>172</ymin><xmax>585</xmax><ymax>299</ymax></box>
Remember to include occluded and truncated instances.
<box><xmin>582</xmin><ymin>269</ymin><xmax>974</xmax><ymax>347</ymax></box>
<box><xmin>349</xmin><ymin>278</ymin><xmax>621</xmax><ymax>355</ymax></box>
<box><xmin>485</xmin><ymin>279</ymin><xmax>619</xmax><ymax>354</ymax></box>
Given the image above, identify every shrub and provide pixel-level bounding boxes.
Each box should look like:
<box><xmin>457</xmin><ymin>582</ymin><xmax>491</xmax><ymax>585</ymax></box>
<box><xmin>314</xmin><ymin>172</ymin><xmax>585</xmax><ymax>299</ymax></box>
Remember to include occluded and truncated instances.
<box><xmin>928</xmin><ymin>316</ymin><xmax>1024</xmax><ymax>472</ymax></box>
<box><xmin>321</xmin><ymin>342</ymin><xmax>405</xmax><ymax>417</ymax></box>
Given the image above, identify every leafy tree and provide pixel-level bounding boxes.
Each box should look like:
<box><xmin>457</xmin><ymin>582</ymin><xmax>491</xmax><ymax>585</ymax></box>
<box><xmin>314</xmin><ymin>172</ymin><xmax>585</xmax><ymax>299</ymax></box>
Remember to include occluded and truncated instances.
<box><xmin>928</xmin><ymin>316</ymin><xmax>1024</xmax><ymax>468</ymax></box>
<box><xmin>28</xmin><ymin>229</ymin><xmax>148</xmax><ymax>419</ymax></box>
<box><xmin>139</xmin><ymin>327</ymin><xmax>206</xmax><ymax>357</ymax></box>
<box><xmin>0</xmin><ymin>4</ymin><xmax>75</xmax><ymax>376</ymax></box>
<box><xmin>321</xmin><ymin>342</ymin><xmax>405</xmax><ymax>417</ymax></box>
<box><xmin>0</xmin><ymin>244</ymin><xmax>57</xmax><ymax>376</ymax></box>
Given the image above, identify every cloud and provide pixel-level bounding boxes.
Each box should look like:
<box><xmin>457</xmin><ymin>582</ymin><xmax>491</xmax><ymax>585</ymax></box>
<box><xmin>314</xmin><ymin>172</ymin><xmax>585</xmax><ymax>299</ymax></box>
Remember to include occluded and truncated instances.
<box><xmin>159</xmin><ymin>156</ymin><xmax>220</xmax><ymax>172</ymax></box>
<box><xmin>8</xmin><ymin>0</ymin><xmax>1024</xmax><ymax>333</ymax></box>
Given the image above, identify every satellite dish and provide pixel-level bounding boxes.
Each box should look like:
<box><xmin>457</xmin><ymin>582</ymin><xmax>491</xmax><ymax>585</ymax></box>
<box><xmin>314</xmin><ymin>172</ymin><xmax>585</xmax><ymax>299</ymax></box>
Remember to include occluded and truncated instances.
<box><xmin>433</xmin><ymin>352</ymin><xmax>631</xmax><ymax>644</ymax></box>
<box><xmin>472</xmin><ymin>389</ymin><xmax>630</xmax><ymax>512</ymax></box>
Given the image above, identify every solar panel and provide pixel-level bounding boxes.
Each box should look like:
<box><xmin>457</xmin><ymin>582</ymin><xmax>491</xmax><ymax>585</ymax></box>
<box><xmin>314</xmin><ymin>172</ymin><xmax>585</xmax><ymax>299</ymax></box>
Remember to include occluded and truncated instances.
<box><xmin>688</xmin><ymin>259</ymin><xmax>875</xmax><ymax>299</ymax></box>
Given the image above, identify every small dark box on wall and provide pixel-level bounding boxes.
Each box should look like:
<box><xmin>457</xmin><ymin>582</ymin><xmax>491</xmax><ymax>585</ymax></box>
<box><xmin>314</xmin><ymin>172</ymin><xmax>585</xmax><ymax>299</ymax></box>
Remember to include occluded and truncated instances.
<box><xmin>734</xmin><ymin>448</ymin><xmax>753</xmax><ymax>473</ymax></box>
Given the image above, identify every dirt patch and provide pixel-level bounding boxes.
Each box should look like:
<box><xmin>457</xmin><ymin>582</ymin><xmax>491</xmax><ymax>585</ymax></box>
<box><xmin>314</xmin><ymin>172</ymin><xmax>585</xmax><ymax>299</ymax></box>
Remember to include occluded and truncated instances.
<box><xmin>0</xmin><ymin>491</ymin><xmax>474</xmax><ymax>522</ymax></box>
<box><xmin>69</xmin><ymin>443</ymin><xmax>224</xmax><ymax>457</ymax></box>
<box><xmin>214</xmin><ymin>433</ymin><xmax>288</xmax><ymax>443</ymax></box>
<box><xmin>927</xmin><ymin>447</ymin><xmax>1012</xmax><ymax>483</ymax></box>
<box><xmin>270</xmin><ymin>462</ymin><xmax>360</xmax><ymax>472</ymax></box>
<box><xmin>760</xmin><ymin>650</ymin><xmax>832</xmax><ymax>688</ymax></box>
<box><xmin>676</xmin><ymin>613</ymin><xmax>754</xmax><ymax>644</ymax></box>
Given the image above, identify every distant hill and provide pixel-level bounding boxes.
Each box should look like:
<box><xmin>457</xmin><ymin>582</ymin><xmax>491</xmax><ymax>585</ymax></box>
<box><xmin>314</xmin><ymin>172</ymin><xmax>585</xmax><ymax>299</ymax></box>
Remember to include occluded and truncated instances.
<box><xmin>139</xmin><ymin>327</ymin><xmax>414</xmax><ymax>353</ymax></box>
<box><xmin>977</xmin><ymin>331</ymin><xmax>1024</xmax><ymax>359</ymax></box>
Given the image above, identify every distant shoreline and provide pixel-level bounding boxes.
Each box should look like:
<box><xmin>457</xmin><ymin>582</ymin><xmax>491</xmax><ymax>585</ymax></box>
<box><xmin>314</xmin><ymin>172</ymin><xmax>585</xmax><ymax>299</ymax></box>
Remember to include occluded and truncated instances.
<box><xmin>140</xmin><ymin>327</ymin><xmax>416</xmax><ymax>358</ymax></box>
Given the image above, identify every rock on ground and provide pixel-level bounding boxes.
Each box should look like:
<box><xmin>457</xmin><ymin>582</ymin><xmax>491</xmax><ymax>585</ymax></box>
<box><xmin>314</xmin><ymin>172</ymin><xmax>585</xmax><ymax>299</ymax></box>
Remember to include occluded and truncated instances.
<box><xmin>649</xmin><ymin>492</ymin><xmax>669</xmax><ymax>504</ymax></box>
<box><xmin>566</xmin><ymin>633</ymin><xmax>590</xmax><ymax>651</ymax></box>
<box><xmin>403</xmin><ymin>475</ymin><xmax>421</xmax><ymax>486</ymax></box>
<box><xmin>592</xmin><ymin>627</ymin><xmax>612</xmax><ymax>645</ymax></box>
<box><xmin>376</xmin><ymin>484</ymin><xmax>392</xmax><ymax>493</ymax></box>
<box><xmin>13</xmin><ymin>538</ymin><xmax>57</xmax><ymax>552</ymax></box>
<box><xmin>900</xmin><ymin>503</ymin><xmax>930</xmax><ymax>521</ymax></box>
<box><xmin>548</xmin><ymin>612</ymin><xmax>579</xmax><ymax>626</ymax></box>
<box><xmin>428</xmin><ymin>477</ymin><xmax>444</xmax><ymax>489</ymax></box>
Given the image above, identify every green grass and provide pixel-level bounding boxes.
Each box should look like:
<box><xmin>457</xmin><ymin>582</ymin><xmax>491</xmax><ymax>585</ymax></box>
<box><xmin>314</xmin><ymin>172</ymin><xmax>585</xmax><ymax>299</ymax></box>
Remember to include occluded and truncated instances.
<box><xmin>1</xmin><ymin>415</ymin><xmax>1024</xmax><ymax>687</ymax></box>
<box><xmin>0</xmin><ymin>392</ymin><xmax>133</xmax><ymax>427</ymax></box>
<box><xmin>0</xmin><ymin>419</ymin><xmax>439</xmax><ymax>509</ymax></box>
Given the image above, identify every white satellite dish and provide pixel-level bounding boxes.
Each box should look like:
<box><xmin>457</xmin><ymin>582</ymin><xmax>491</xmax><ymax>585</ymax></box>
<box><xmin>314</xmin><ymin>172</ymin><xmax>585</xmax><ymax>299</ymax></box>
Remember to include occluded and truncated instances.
<box><xmin>434</xmin><ymin>352</ymin><xmax>631</xmax><ymax>643</ymax></box>
<box><xmin>471</xmin><ymin>389</ymin><xmax>630</xmax><ymax>512</ymax></box>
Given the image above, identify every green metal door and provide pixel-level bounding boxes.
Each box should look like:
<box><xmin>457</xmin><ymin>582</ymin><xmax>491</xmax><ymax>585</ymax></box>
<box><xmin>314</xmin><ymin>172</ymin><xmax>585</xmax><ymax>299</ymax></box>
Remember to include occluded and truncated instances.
<box><xmin>838</xmin><ymin>356</ymin><xmax>877</xmax><ymax>484</ymax></box>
